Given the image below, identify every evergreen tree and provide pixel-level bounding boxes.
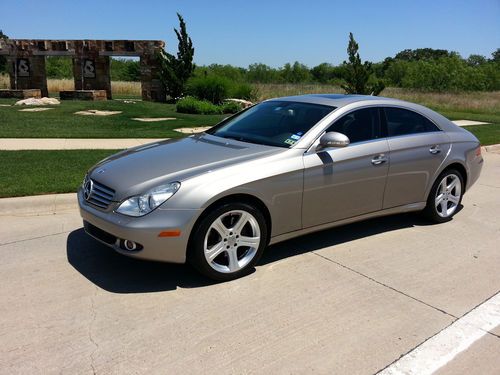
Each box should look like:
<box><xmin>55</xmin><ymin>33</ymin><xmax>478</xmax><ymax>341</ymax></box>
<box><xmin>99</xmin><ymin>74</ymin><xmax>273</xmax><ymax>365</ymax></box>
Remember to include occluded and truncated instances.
<box><xmin>0</xmin><ymin>30</ymin><xmax>8</xmax><ymax>74</ymax></box>
<box><xmin>157</xmin><ymin>13</ymin><xmax>195</xmax><ymax>101</ymax></box>
<box><xmin>341</xmin><ymin>33</ymin><xmax>384</xmax><ymax>96</ymax></box>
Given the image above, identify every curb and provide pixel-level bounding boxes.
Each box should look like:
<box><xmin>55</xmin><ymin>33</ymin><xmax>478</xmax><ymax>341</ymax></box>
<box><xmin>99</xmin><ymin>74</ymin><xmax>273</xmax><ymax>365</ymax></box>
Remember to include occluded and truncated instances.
<box><xmin>0</xmin><ymin>193</ymin><xmax>77</xmax><ymax>216</ymax></box>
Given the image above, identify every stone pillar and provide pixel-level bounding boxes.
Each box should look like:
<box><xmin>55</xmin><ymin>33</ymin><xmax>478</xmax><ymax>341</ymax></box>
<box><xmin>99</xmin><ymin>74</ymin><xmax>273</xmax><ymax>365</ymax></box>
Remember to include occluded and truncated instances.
<box><xmin>140</xmin><ymin>52</ymin><xmax>166</xmax><ymax>102</ymax></box>
<box><xmin>9</xmin><ymin>55</ymin><xmax>48</xmax><ymax>97</ymax></box>
<box><xmin>73</xmin><ymin>55</ymin><xmax>112</xmax><ymax>99</ymax></box>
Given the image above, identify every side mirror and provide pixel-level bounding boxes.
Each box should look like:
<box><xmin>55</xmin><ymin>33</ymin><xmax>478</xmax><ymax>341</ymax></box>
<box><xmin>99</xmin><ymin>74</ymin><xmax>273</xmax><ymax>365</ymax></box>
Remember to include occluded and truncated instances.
<box><xmin>317</xmin><ymin>131</ymin><xmax>350</xmax><ymax>150</ymax></box>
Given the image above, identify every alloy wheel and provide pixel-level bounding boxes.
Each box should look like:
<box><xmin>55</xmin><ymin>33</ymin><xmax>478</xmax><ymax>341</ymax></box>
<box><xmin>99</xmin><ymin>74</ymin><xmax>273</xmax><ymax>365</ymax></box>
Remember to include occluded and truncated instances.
<box><xmin>203</xmin><ymin>210</ymin><xmax>261</xmax><ymax>273</ymax></box>
<box><xmin>435</xmin><ymin>174</ymin><xmax>461</xmax><ymax>218</ymax></box>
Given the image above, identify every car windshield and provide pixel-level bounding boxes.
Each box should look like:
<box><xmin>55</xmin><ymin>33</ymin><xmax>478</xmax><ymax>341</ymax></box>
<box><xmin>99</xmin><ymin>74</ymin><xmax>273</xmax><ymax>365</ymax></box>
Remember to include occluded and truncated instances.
<box><xmin>207</xmin><ymin>101</ymin><xmax>335</xmax><ymax>148</ymax></box>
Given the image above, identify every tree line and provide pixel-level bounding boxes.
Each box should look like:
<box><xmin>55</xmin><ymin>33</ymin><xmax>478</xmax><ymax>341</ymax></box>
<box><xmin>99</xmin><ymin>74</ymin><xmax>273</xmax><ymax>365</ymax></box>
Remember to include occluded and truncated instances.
<box><xmin>33</xmin><ymin>46</ymin><xmax>500</xmax><ymax>92</ymax></box>
<box><xmin>1</xmin><ymin>27</ymin><xmax>499</xmax><ymax>92</ymax></box>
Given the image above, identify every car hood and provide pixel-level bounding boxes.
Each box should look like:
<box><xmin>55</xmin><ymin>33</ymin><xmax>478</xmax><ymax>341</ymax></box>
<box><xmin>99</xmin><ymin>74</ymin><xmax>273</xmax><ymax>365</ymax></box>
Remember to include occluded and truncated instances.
<box><xmin>88</xmin><ymin>133</ymin><xmax>283</xmax><ymax>200</ymax></box>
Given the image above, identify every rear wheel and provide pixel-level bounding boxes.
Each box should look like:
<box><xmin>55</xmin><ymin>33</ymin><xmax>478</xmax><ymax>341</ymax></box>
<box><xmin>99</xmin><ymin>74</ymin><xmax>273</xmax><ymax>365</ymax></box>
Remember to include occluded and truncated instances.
<box><xmin>424</xmin><ymin>169</ymin><xmax>464</xmax><ymax>223</ymax></box>
<box><xmin>188</xmin><ymin>202</ymin><xmax>268</xmax><ymax>281</ymax></box>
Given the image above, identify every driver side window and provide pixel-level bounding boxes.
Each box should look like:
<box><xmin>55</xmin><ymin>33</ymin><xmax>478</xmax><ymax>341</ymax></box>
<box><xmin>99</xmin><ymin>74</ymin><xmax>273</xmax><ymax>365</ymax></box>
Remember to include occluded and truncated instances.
<box><xmin>326</xmin><ymin>107</ymin><xmax>381</xmax><ymax>144</ymax></box>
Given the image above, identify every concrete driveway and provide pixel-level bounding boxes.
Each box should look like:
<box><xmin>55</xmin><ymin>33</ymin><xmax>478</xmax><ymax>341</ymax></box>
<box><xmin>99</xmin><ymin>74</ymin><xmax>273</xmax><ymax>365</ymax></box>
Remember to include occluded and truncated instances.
<box><xmin>1</xmin><ymin>151</ymin><xmax>499</xmax><ymax>375</ymax></box>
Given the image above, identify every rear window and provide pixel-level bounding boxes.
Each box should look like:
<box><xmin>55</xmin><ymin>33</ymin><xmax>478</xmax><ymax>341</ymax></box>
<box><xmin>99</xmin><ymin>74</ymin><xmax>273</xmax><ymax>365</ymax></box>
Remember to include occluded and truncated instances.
<box><xmin>385</xmin><ymin>107</ymin><xmax>440</xmax><ymax>137</ymax></box>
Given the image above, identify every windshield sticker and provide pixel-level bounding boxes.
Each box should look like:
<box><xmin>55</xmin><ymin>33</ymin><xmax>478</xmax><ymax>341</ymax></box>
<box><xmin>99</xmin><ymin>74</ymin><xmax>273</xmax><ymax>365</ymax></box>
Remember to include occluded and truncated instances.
<box><xmin>290</xmin><ymin>134</ymin><xmax>301</xmax><ymax>140</ymax></box>
<box><xmin>284</xmin><ymin>138</ymin><xmax>296</xmax><ymax>146</ymax></box>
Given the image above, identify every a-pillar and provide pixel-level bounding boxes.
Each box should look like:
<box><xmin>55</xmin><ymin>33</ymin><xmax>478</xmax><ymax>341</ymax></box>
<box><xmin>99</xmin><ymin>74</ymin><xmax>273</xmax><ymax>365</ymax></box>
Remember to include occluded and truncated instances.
<box><xmin>73</xmin><ymin>55</ymin><xmax>112</xmax><ymax>99</ymax></box>
<box><xmin>140</xmin><ymin>52</ymin><xmax>166</xmax><ymax>102</ymax></box>
<box><xmin>8</xmin><ymin>55</ymin><xmax>48</xmax><ymax>97</ymax></box>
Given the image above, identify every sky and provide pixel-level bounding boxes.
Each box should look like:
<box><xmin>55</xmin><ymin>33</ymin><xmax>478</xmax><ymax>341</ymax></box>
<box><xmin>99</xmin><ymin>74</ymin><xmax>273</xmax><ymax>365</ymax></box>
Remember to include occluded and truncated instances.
<box><xmin>1</xmin><ymin>0</ymin><xmax>499</xmax><ymax>67</ymax></box>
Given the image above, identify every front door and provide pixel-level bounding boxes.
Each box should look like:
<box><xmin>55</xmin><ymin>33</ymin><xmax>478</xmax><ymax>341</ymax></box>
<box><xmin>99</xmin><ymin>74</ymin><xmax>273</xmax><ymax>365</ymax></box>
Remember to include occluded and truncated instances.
<box><xmin>302</xmin><ymin>107</ymin><xmax>389</xmax><ymax>228</ymax></box>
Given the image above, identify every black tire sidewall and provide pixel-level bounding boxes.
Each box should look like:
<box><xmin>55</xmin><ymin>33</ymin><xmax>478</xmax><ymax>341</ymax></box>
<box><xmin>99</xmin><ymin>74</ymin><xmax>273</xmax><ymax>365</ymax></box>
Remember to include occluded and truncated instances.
<box><xmin>188</xmin><ymin>202</ymin><xmax>268</xmax><ymax>281</ymax></box>
<box><xmin>425</xmin><ymin>169</ymin><xmax>464</xmax><ymax>223</ymax></box>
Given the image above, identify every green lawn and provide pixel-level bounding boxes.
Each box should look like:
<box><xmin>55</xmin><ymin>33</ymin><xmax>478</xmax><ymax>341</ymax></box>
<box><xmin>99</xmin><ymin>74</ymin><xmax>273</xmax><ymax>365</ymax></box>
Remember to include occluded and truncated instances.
<box><xmin>434</xmin><ymin>109</ymin><xmax>499</xmax><ymax>146</ymax></box>
<box><xmin>0</xmin><ymin>150</ymin><xmax>120</xmax><ymax>198</ymax></box>
<box><xmin>0</xmin><ymin>99</ymin><xmax>225</xmax><ymax>138</ymax></box>
<box><xmin>461</xmin><ymin>124</ymin><xmax>500</xmax><ymax>146</ymax></box>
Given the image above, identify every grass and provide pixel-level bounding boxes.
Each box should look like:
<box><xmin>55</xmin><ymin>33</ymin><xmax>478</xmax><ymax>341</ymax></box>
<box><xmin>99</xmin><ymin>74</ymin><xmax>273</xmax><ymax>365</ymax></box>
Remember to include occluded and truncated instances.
<box><xmin>1</xmin><ymin>74</ymin><xmax>142</xmax><ymax>96</ymax></box>
<box><xmin>1</xmin><ymin>78</ymin><xmax>498</xmax><ymax>143</ymax></box>
<box><xmin>461</xmin><ymin>125</ymin><xmax>500</xmax><ymax>146</ymax></box>
<box><xmin>0</xmin><ymin>150</ymin><xmax>120</xmax><ymax>198</ymax></box>
<box><xmin>0</xmin><ymin>98</ymin><xmax>225</xmax><ymax>138</ymax></box>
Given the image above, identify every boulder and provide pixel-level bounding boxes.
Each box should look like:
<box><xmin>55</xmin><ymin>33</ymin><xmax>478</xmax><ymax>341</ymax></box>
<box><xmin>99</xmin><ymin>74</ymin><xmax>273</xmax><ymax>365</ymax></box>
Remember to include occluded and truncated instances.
<box><xmin>15</xmin><ymin>97</ymin><xmax>61</xmax><ymax>106</ymax></box>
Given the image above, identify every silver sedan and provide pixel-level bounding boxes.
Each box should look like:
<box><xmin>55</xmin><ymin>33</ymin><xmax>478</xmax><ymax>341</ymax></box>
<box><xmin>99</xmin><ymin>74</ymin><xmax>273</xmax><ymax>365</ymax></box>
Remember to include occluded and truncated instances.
<box><xmin>79</xmin><ymin>94</ymin><xmax>483</xmax><ymax>280</ymax></box>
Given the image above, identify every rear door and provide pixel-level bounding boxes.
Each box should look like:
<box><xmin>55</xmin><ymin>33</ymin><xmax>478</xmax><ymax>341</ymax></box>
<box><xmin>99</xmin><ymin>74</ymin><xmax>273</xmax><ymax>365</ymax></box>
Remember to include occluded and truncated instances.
<box><xmin>382</xmin><ymin>107</ymin><xmax>450</xmax><ymax>209</ymax></box>
<box><xmin>302</xmin><ymin>107</ymin><xmax>389</xmax><ymax>228</ymax></box>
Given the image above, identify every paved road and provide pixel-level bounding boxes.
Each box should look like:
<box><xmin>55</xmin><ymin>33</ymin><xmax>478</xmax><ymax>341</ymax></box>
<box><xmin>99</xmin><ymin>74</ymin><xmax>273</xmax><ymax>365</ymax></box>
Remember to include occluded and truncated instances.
<box><xmin>1</xmin><ymin>151</ymin><xmax>499</xmax><ymax>374</ymax></box>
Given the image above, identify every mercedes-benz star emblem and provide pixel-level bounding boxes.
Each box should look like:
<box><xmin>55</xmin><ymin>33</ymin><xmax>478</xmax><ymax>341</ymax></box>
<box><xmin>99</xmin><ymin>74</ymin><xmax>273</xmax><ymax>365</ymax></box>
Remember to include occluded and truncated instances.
<box><xmin>84</xmin><ymin>179</ymin><xmax>93</xmax><ymax>201</ymax></box>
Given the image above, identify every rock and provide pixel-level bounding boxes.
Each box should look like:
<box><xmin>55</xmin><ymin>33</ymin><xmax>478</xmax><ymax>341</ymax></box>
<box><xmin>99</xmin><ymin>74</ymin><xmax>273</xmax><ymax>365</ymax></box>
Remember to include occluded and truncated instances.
<box><xmin>223</xmin><ymin>98</ymin><xmax>254</xmax><ymax>108</ymax></box>
<box><xmin>18</xmin><ymin>108</ymin><xmax>54</xmax><ymax>112</ymax></box>
<box><xmin>131</xmin><ymin>117</ymin><xmax>176</xmax><ymax>122</ymax></box>
<box><xmin>15</xmin><ymin>97</ymin><xmax>61</xmax><ymax>106</ymax></box>
<box><xmin>174</xmin><ymin>127</ymin><xmax>212</xmax><ymax>134</ymax></box>
<box><xmin>74</xmin><ymin>110</ymin><xmax>122</xmax><ymax>116</ymax></box>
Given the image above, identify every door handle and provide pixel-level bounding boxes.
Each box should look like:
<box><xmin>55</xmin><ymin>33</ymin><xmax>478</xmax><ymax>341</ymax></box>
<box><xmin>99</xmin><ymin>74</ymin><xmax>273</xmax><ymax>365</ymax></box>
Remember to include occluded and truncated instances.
<box><xmin>429</xmin><ymin>145</ymin><xmax>441</xmax><ymax>154</ymax></box>
<box><xmin>371</xmin><ymin>154</ymin><xmax>387</xmax><ymax>165</ymax></box>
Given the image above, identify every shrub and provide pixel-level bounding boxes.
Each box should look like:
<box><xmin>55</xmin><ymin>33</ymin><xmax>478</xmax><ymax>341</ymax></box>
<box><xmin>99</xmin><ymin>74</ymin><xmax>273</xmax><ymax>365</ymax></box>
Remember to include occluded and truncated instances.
<box><xmin>221</xmin><ymin>101</ymin><xmax>243</xmax><ymax>114</ymax></box>
<box><xmin>186</xmin><ymin>76</ymin><xmax>231</xmax><ymax>104</ymax></box>
<box><xmin>230</xmin><ymin>82</ymin><xmax>256</xmax><ymax>100</ymax></box>
<box><xmin>176</xmin><ymin>96</ymin><xmax>242</xmax><ymax>115</ymax></box>
<box><xmin>176</xmin><ymin>96</ymin><xmax>222</xmax><ymax>114</ymax></box>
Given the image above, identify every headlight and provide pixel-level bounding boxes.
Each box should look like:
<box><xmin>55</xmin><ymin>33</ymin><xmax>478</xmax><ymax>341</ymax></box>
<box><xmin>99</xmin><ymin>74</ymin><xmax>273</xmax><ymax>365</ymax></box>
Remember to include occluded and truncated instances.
<box><xmin>116</xmin><ymin>182</ymin><xmax>181</xmax><ymax>217</ymax></box>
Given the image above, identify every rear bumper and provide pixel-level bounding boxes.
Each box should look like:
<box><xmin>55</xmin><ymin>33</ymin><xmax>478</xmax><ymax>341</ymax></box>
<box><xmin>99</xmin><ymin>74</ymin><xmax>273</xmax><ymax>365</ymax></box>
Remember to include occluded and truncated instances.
<box><xmin>78</xmin><ymin>188</ymin><xmax>200</xmax><ymax>263</ymax></box>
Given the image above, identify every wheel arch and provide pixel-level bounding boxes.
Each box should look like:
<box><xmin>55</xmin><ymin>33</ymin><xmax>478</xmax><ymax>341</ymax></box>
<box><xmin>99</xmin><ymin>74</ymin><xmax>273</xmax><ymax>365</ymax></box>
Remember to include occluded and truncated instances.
<box><xmin>441</xmin><ymin>162</ymin><xmax>468</xmax><ymax>190</ymax></box>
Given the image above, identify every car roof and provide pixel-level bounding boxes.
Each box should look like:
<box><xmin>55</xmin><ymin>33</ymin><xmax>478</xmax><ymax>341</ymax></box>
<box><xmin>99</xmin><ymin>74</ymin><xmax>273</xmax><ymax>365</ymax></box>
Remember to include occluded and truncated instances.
<box><xmin>267</xmin><ymin>93</ymin><xmax>404</xmax><ymax>108</ymax></box>
<box><xmin>266</xmin><ymin>93</ymin><xmax>461</xmax><ymax>133</ymax></box>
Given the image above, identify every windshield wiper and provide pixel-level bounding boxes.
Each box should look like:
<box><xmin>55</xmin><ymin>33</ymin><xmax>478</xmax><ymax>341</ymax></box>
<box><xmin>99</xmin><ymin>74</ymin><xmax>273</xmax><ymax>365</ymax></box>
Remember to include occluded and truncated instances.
<box><xmin>221</xmin><ymin>135</ymin><xmax>262</xmax><ymax>145</ymax></box>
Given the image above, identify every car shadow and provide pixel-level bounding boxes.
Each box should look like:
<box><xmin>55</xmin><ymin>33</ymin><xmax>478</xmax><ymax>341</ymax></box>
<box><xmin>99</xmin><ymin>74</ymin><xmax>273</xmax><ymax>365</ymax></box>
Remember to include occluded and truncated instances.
<box><xmin>260</xmin><ymin>210</ymin><xmax>460</xmax><ymax>265</ymax></box>
<box><xmin>67</xmin><ymin>208</ymin><xmax>462</xmax><ymax>293</ymax></box>
<box><xmin>66</xmin><ymin>229</ymin><xmax>213</xmax><ymax>294</ymax></box>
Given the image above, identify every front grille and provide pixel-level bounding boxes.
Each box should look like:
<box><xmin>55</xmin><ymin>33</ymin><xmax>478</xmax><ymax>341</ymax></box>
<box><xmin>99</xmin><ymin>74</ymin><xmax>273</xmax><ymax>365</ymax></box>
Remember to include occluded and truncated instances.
<box><xmin>84</xmin><ymin>221</ymin><xmax>117</xmax><ymax>245</ymax></box>
<box><xmin>87</xmin><ymin>179</ymin><xmax>115</xmax><ymax>209</ymax></box>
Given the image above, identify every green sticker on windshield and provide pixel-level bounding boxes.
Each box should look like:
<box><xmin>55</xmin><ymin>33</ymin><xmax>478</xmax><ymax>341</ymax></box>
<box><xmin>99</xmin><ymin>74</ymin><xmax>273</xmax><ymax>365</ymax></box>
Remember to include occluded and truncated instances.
<box><xmin>284</xmin><ymin>138</ymin><xmax>296</xmax><ymax>146</ymax></box>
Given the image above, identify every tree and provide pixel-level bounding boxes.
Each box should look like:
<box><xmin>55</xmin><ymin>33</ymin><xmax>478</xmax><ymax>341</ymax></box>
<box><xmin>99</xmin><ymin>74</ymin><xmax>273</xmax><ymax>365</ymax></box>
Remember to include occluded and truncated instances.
<box><xmin>281</xmin><ymin>61</ymin><xmax>311</xmax><ymax>83</ymax></box>
<box><xmin>491</xmin><ymin>48</ymin><xmax>500</xmax><ymax>63</ymax></box>
<box><xmin>0</xmin><ymin>30</ymin><xmax>8</xmax><ymax>74</ymax></box>
<box><xmin>394</xmin><ymin>48</ymin><xmax>457</xmax><ymax>61</ymax></box>
<box><xmin>157</xmin><ymin>13</ymin><xmax>195</xmax><ymax>101</ymax></box>
<box><xmin>341</xmin><ymin>33</ymin><xmax>384</xmax><ymax>96</ymax></box>
<box><xmin>466</xmin><ymin>54</ymin><xmax>487</xmax><ymax>67</ymax></box>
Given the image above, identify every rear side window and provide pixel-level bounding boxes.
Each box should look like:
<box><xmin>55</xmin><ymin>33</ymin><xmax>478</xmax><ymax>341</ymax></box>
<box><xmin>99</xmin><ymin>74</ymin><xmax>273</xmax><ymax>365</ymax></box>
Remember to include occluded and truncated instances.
<box><xmin>384</xmin><ymin>107</ymin><xmax>440</xmax><ymax>137</ymax></box>
<box><xmin>326</xmin><ymin>107</ymin><xmax>381</xmax><ymax>143</ymax></box>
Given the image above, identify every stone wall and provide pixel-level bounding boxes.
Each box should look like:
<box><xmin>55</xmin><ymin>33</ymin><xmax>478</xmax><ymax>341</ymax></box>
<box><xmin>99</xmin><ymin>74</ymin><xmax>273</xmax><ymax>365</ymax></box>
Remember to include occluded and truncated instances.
<box><xmin>1</xmin><ymin>39</ymin><xmax>166</xmax><ymax>102</ymax></box>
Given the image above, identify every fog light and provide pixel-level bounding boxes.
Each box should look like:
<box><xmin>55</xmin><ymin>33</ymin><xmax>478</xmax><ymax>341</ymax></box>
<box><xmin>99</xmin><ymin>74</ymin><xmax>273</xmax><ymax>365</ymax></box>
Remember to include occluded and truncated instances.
<box><xmin>123</xmin><ymin>239</ymin><xmax>137</xmax><ymax>251</ymax></box>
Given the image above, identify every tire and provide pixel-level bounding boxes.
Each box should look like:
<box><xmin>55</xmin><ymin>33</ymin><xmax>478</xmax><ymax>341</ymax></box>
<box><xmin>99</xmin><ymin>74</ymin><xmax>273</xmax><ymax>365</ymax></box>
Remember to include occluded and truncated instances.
<box><xmin>423</xmin><ymin>169</ymin><xmax>464</xmax><ymax>223</ymax></box>
<box><xmin>188</xmin><ymin>202</ymin><xmax>268</xmax><ymax>281</ymax></box>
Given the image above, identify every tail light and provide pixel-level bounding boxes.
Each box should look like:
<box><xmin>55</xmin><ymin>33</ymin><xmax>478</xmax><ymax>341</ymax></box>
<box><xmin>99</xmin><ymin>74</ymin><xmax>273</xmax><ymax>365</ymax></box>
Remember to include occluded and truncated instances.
<box><xmin>475</xmin><ymin>146</ymin><xmax>482</xmax><ymax>157</ymax></box>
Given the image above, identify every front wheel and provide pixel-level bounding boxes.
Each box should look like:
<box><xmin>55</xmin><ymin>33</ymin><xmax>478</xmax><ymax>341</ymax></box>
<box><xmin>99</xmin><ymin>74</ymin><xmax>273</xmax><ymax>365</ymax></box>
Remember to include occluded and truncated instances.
<box><xmin>188</xmin><ymin>202</ymin><xmax>268</xmax><ymax>281</ymax></box>
<box><xmin>424</xmin><ymin>169</ymin><xmax>464</xmax><ymax>223</ymax></box>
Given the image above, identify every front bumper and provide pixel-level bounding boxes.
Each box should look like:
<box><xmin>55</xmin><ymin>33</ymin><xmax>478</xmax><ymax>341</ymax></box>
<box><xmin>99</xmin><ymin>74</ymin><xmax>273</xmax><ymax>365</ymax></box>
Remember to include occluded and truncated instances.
<box><xmin>78</xmin><ymin>188</ymin><xmax>200</xmax><ymax>263</ymax></box>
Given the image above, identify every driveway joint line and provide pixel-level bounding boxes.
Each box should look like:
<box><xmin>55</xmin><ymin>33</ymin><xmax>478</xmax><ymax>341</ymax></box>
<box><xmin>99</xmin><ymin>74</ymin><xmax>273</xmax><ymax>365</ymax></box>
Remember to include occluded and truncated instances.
<box><xmin>311</xmin><ymin>251</ymin><xmax>457</xmax><ymax>319</ymax></box>
<box><xmin>88</xmin><ymin>285</ymin><xmax>99</xmax><ymax>375</ymax></box>
<box><xmin>0</xmin><ymin>230</ymin><xmax>72</xmax><ymax>247</ymax></box>
<box><xmin>478</xmin><ymin>183</ymin><xmax>500</xmax><ymax>189</ymax></box>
